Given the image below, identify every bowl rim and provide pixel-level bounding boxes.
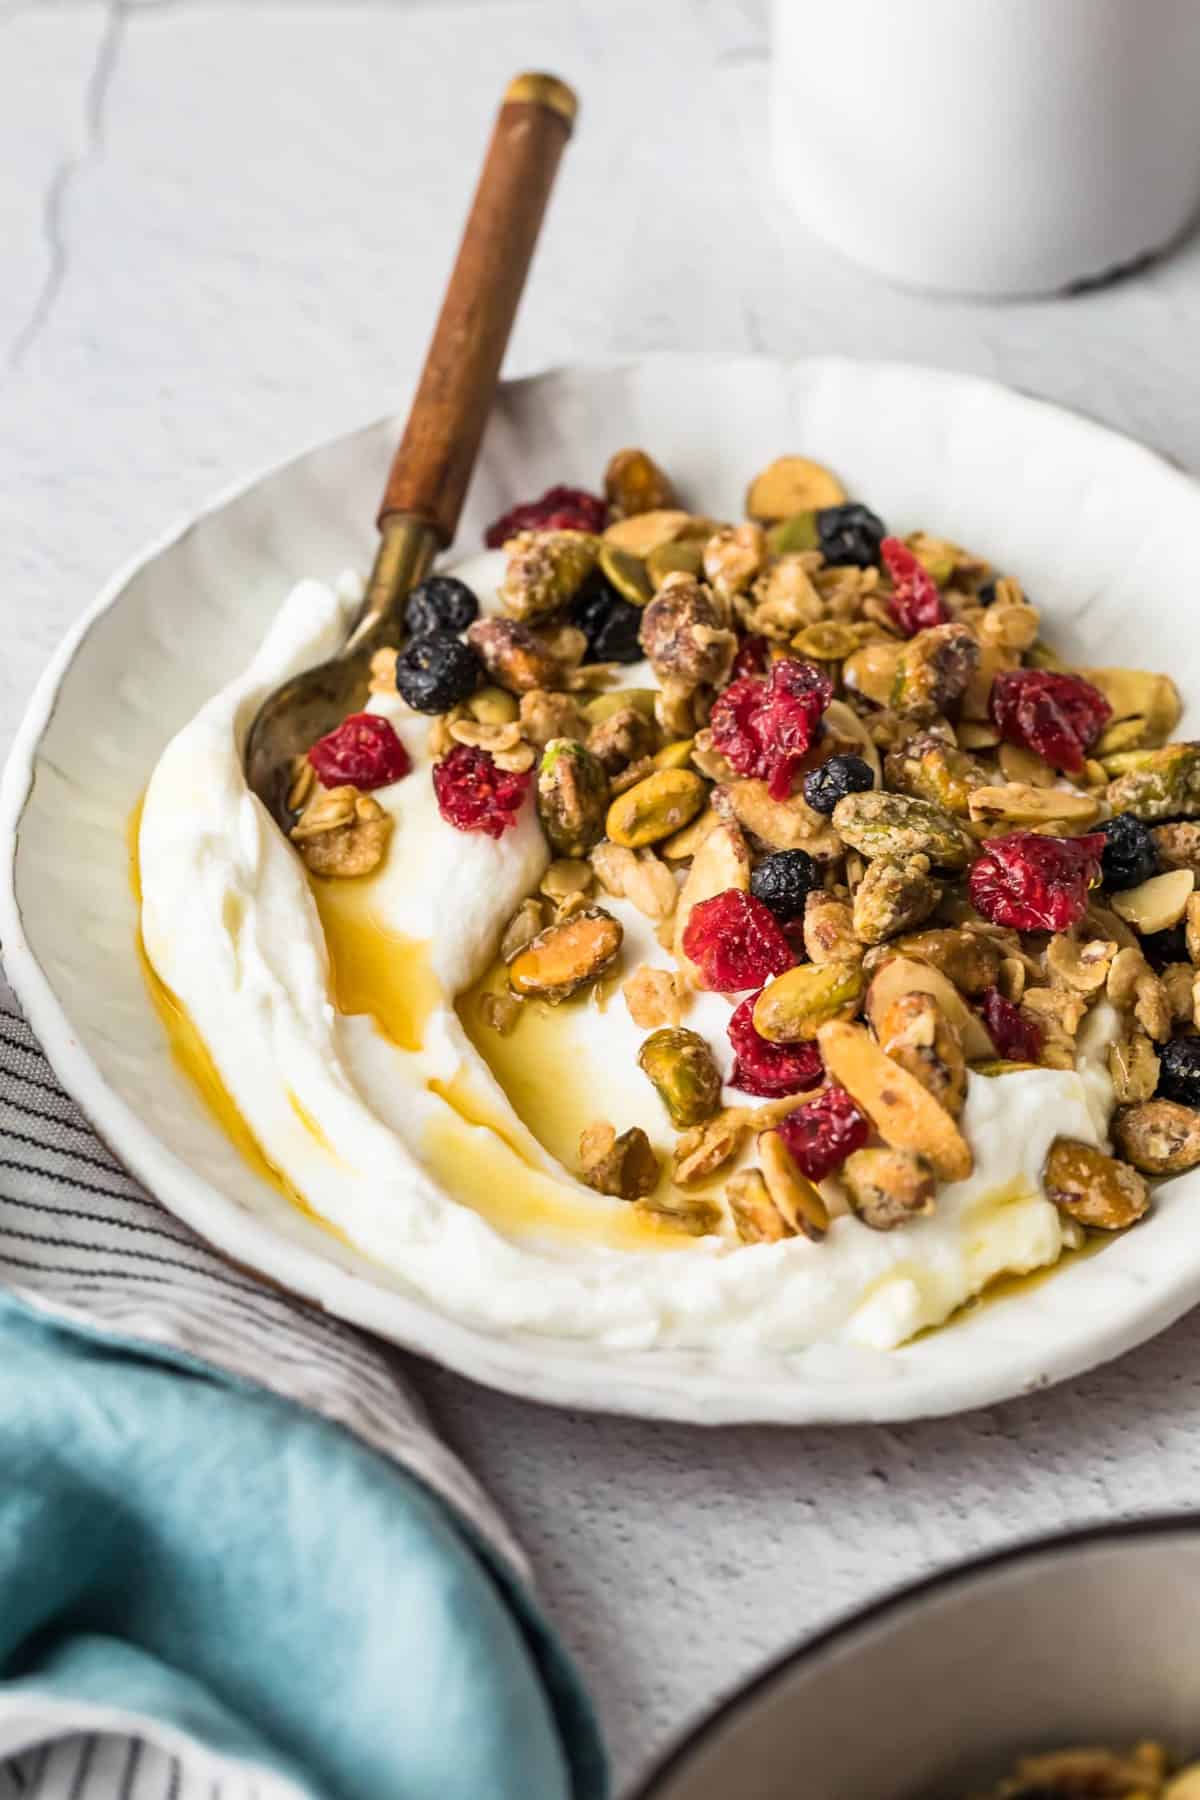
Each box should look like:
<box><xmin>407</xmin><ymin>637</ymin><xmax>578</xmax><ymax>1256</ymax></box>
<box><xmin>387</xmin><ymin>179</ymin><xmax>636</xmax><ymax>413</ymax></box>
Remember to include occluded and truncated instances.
<box><xmin>6</xmin><ymin>350</ymin><xmax>1200</xmax><ymax>1425</ymax></box>
<box><xmin>629</xmin><ymin>1510</ymin><xmax>1200</xmax><ymax>1799</ymax></box>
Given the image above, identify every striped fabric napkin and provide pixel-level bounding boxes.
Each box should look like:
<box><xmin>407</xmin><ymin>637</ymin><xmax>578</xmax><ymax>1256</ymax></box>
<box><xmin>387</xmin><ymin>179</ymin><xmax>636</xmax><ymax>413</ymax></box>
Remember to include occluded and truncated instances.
<box><xmin>0</xmin><ymin>970</ymin><xmax>604</xmax><ymax>1800</ymax></box>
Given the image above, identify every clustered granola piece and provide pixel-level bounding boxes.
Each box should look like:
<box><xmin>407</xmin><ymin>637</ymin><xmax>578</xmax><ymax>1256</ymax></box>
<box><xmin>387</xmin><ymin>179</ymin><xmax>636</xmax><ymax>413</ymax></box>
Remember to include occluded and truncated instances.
<box><xmin>291</xmin><ymin>442</ymin><xmax>1200</xmax><ymax>1251</ymax></box>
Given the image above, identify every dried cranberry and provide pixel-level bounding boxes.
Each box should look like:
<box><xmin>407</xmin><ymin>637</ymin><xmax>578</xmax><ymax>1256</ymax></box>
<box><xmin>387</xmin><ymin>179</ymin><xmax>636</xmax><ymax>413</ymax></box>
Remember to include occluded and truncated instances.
<box><xmin>968</xmin><ymin>831</ymin><xmax>1105</xmax><ymax>933</ymax></box>
<box><xmin>731</xmin><ymin>634</ymin><xmax>770</xmax><ymax>680</ymax></box>
<box><xmin>881</xmin><ymin>537</ymin><xmax>948</xmax><ymax>636</ymax></box>
<box><xmin>728</xmin><ymin>991</ymin><xmax>824</xmax><ymax>1097</ymax></box>
<box><xmin>484</xmin><ymin>484</ymin><xmax>607</xmax><ymax>548</ymax></box>
<box><xmin>708</xmin><ymin>658</ymin><xmax>834</xmax><ymax>801</ymax></box>
<box><xmin>681</xmin><ymin>890</ymin><xmax>795</xmax><ymax>992</ymax></box>
<box><xmin>307</xmin><ymin>712</ymin><xmax>411</xmax><ymax>790</ymax></box>
<box><xmin>777</xmin><ymin>1086</ymin><xmax>871</xmax><ymax>1183</ymax></box>
<box><xmin>989</xmin><ymin>670</ymin><xmax>1111</xmax><ymax>775</ymax></box>
<box><xmin>432</xmin><ymin>744</ymin><xmax>531</xmax><ymax>839</ymax></box>
<box><xmin>978</xmin><ymin>986</ymin><xmax>1042</xmax><ymax>1063</ymax></box>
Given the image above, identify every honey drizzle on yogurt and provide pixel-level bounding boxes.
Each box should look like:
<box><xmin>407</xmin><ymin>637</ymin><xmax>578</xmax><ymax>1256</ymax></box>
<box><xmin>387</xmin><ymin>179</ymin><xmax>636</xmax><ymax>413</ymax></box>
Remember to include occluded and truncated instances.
<box><xmin>132</xmin><ymin>801</ymin><xmax>692</xmax><ymax>1251</ymax></box>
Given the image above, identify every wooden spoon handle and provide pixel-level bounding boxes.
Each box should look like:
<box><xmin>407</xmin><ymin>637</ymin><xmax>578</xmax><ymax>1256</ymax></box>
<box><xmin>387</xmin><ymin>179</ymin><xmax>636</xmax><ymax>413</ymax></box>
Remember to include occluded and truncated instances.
<box><xmin>377</xmin><ymin>72</ymin><xmax>577</xmax><ymax>545</ymax></box>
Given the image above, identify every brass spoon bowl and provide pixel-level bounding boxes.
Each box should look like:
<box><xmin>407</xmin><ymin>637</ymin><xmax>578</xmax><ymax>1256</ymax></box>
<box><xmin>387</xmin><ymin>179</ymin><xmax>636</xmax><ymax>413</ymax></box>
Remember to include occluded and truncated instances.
<box><xmin>244</xmin><ymin>72</ymin><xmax>577</xmax><ymax>828</ymax></box>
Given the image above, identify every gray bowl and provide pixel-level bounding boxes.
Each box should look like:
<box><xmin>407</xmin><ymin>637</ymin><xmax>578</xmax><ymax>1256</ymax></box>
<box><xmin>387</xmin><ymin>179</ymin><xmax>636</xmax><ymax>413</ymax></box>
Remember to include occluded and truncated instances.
<box><xmin>634</xmin><ymin>1520</ymin><xmax>1200</xmax><ymax>1798</ymax></box>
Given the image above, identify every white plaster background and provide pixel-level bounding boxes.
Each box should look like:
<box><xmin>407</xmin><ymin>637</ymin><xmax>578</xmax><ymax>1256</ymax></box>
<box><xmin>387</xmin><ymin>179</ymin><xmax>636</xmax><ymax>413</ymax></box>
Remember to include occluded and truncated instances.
<box><xmin>6</xmin><ymin>2</ymin><xmax>1200</xmax><ymax>1791</ymax></box>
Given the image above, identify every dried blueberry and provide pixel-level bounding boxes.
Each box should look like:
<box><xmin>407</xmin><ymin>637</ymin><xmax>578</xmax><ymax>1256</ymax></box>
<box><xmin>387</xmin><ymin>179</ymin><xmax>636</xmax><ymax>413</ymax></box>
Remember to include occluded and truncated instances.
<box><xmin>570</xmin><ymin>574</ymin><xmax>643</xmax><ymax>665</ymax></box>
<box><xmin>1100</xmin><ymin>813</ymin><xmax>1159</xmax><ymax>891</ymax></box>
<box><xmin>394</xmin><ymin>631</ymin><xmax>483</xmax><ymax>713</ymax></box>
<box><xmin>749</xmin><ymin>849</ymin><xmax>821</xmax><ymax>921</ymax></box>
<box><xmin>1158</xmin><ymin>1035</ymin><xmax>1200</xmax><ymax>1108</ymax></box>
<box><xmin>815</xmin><ymin>502</ymin><xmax>886</xmax><ymax>569</ymax></box>
<box><xmin>1140</xmin><ymin>921</ymin><xmax>1189</xmax><ymax>971</ymax></box>
<box><xmin>404</xmin><ymin>575</ymin><xmax>479</xmax><ymax>639</ymax></box>
<box><xmin>803</xmin><ymin>753</ymin><xmax>875</xmax><ymax>816</ymax></box>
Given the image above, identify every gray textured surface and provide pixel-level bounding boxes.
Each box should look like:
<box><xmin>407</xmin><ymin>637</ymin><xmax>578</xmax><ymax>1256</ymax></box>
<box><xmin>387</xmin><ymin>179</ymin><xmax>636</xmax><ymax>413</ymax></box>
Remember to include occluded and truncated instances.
<box><xmin>7</xmin><ymin>3</ymin><xmax>1200</xmax><ymax>1792</ymax></box>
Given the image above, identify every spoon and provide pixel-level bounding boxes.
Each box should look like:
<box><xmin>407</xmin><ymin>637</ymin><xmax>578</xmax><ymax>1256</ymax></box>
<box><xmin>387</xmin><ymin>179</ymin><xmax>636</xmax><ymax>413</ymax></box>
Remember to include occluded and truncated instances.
<box><xmin>244</xmin><ymin>71</ymin><xmax>578</xmax><ymax>828</ymax></box>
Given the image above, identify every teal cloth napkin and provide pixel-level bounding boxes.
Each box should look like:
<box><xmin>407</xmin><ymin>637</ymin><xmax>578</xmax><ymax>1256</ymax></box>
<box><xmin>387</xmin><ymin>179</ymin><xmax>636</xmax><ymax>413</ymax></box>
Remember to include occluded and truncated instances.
<box><xmin>0</xmin><ymin>1290</ymin><xmax>607</xmax><ymax>1799</ymax></box>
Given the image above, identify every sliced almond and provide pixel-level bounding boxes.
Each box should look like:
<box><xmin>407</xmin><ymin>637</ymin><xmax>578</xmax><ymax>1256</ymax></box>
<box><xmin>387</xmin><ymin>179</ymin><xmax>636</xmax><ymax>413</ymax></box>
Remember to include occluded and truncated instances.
<box><xmin>1110</xmin><ymin>867</ymin><xmax>1195</xmax><ymax>935</ymax></box>
<box><xmin>745</xmin><ymin>456</ymin><xmax>846</xmax><ymax>523</ymax></box>
<box><xmin>602</xmin><ymin>509</ymin><xmax>693</xmax><ymax>556</ymax></box>
<box><xmin>967</xmin><ymin>783</ymin><xmax>1100</xmax><ymax>827</ymax></box>
<box><xmin>758</xmin><ymin>1129</ymin><xmax>829</xmax><ymax>1241</ymax></box>
<box><xmin>817</xmin><ymin>1021</ymin><xmax>973</xmax><ymax>1181</ymax></box>
<box><xmin>865</xmin><ymin>956</ymin><xmax>995</xmax><ymax>1062</ymax></box>
<box><xmin>673</xmin><ymin>820</ymin><xmax>750</xmax><ymax>981</ymax></box>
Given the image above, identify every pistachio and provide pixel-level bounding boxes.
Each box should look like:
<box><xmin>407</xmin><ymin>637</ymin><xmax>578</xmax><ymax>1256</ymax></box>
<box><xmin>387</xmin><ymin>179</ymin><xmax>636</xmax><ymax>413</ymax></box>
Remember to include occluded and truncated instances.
<box><xmin>598</xmin><ymin>541</ymin><xmax>654</xmax><ymax>606</ymax></box>
<box><xmin>1043</xmin><ymin>1138</ymin><xmax>1150</xmax><ymax>1230</ymax></box>
<box><xmin>602</xmin><ymin>508</ymin><xmax>693</xmax><ymax>556</ymax></box>
<box><xmin>803</xmin><ymin>892</ymin><xmax>862</xmax><ymax>966</ymax></box>
<box><xmin>865</xmin><ymin>954</ymin><xmax>996</xmax><ymax>1062</ymax></box>
<box><xmin>583</xmin><ymin>687</ymin><xmax>658</xmax><ymax>726</ymax></box>
<box><xmin>726</xmin><ymin>1168</ymin><xmax>792</xmax><ymax>1243</ymax></box>
<box><xmin>674</xmin><ymin>821</ymin><xmax>751</xmax><ymax>978</ymax></box>
<box><xmin>851</xmin><ymin>854</ymin><xmax>943</xmax><ymax>946</ymax></box>
<box><xmin>885</xmin><ymin>732</ymin><xmax>984</xmax><ymax>817</ymax></box>
<box><xmin>467</xmin><ymin>684</ymin><xmax>520</xmax><ymax>726</ymax></box>
<box><xmin>653</xmin><ymin>738</ymin><xmax>696</xmax><ymax>771</ymax></box>
<box><xmin>1114</xmin><ymin>1099</ymin><xmax>1200</xmax><ymax>1174</ymax></box>
<box><xmin>715</xmin><ymin>779</ymin><xmax>843</xmax><ymax>860</ymax></box>
<box><xmin>843</xmin><ymin>1147</ymin><xmax>936</xmax><ymax>1230</ymax></box>
<box><xmin>1079</xmin><ymin>666</ymin><xmax>1182</xmax><ymax>743</ymax></box>
<box><xmin>996</xmin><ymin>741</ymin><xmax>1055</xmax><ymax>787</ymax></box>
<box><xmin>831</xmin><ymin>790</ymin><xmax>974</xmax><ymax>870</ymax></box>
<box><xmin>817</xmin><ymin>1020</ymin><xmax>973</xmax><ymax>1181</ymax></box>
<box><xmin>968</xmin><ymin>783</ymin><xmax>1101</xmax><ymax>828</ymax></box>
<box><xmin>639</xmin><ymin>573</ymin><xmax>737</xmax><ymax>688</ymax></box>
<box><xmin>844</xmin><ymin>638</ymin><xmax>904</xmax><ymax>707</ymax></box>
<box><xmin>579</xmin><ymin>1121</ymin><xmax>660</xmax><ymax>1201</ymax></box>
<box><xmin>499</xmin><ymin>529</ymin><xmax>600</xmax><ymax>620</ymax></box>
<box><xmin>891</xmin><ymin>623</ymin><xmax>981</xmax><ymax>717</ymax></box>
<box><xmin>1111</xmin><ymin>867</ymin><xmax>1196</xmax><ymax>935</ymax></box>
<box><xmin>765</xmin><ymin>510</ymin><xmax>819</xmax><ymax>556</ymax></box>
<box><xmin>536</xmin><ymin>739</ymin><xmax>610</xmax><ymax>857</ymax></box>
<box><xmin>638</xmin><ymin>1027</ymin><xmax>723</xmax><ymax>1127</ymax></box>
<box><xmin>752</xmin><ymin>961</ymin><xmax>865</xmax><ymax>1043</ymax></box>
<box><xmin>791</xmin><ymin>621</ymin><xmax>862</xmax><ymax>661</ymax></box>
<box><xmin>467</xmin><ymin>618</ymin><xmax>564</xmax><ymax>693</ymax></box>
<box><xmin>661</xmin><ymin>806</ymin><xmax>721</xmax><ymax>861</ymax></box>
<box><xmin>875</xmin><ymin>990</ymin><xmax>967</xmax><ymax>1118</ymax></box>
<box><xmin>647</xmin><ymin>539</ymin><xmax>705</xmax><ymax>588</ymax></box>
<box><xmin>606</xmin><ymin>767</ymin><xmax>706</xmax><ymax>849</ymax></box>
<box><xmin>745</xmin><ymin>455</ymin><xmax>846</xmax><ymax>522</ymax></box>
<box><xmin>758</xmin><ymin>1128</ymin><xmax>830</xmax><ymax>1241</ymax></box>
<box><xmin>702</xmin><ymin>523</ymin><xmax>766</xmax><ymax>600</ymax></box>
<box><xmin>1106</xmin><ymin>742</ymin><xmax>1200</xmax><ymax>822</ymax></box>
<box><xmin>885</xmin><ymin>927</ymin><xmax>1002</xmax><ymax>997</ymax></box>
<box><xmin>508</xmin><ymin>906</ymin><xmax>623</xmax><ymax>1003</ymax></box>
<box><xmin>604</xmin><ymin>447</ymin><xmax>676</xmax><ymax>518</ymax></box>
<box><xmin>1108</xmin><ymin>1030</ymin><xmax>1161</xmax><ymax>1103</ymax></box>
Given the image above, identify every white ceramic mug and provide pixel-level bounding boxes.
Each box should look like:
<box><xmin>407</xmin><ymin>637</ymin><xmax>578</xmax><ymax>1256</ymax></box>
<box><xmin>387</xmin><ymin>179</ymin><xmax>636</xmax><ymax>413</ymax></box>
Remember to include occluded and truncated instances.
<box><xmin>771</xmin><ymin>0</ymin><xmax>1200</xmax><ymax>297</ymax></box>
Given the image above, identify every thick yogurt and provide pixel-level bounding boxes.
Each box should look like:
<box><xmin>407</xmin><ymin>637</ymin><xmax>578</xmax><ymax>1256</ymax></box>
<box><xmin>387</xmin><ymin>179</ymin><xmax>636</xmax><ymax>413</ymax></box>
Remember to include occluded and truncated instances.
<box><xmin>137</xmin><ymin>566</ymin><xmax>1115</xmax><ymax>1353</ymax></box>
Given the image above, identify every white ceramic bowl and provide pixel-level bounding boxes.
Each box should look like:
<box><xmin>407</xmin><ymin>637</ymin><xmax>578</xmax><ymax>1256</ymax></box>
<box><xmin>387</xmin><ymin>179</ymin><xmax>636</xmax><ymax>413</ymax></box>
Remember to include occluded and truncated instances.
<box><xmin>4</xmin><ymin>354</ymin><xmax>1200</xmax><ymax>1424</ymax></box>
<box><xmin>634</xmin><ymin>1518</ymin><xmax>1200</xmax><ymax>1798</ymax></box>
